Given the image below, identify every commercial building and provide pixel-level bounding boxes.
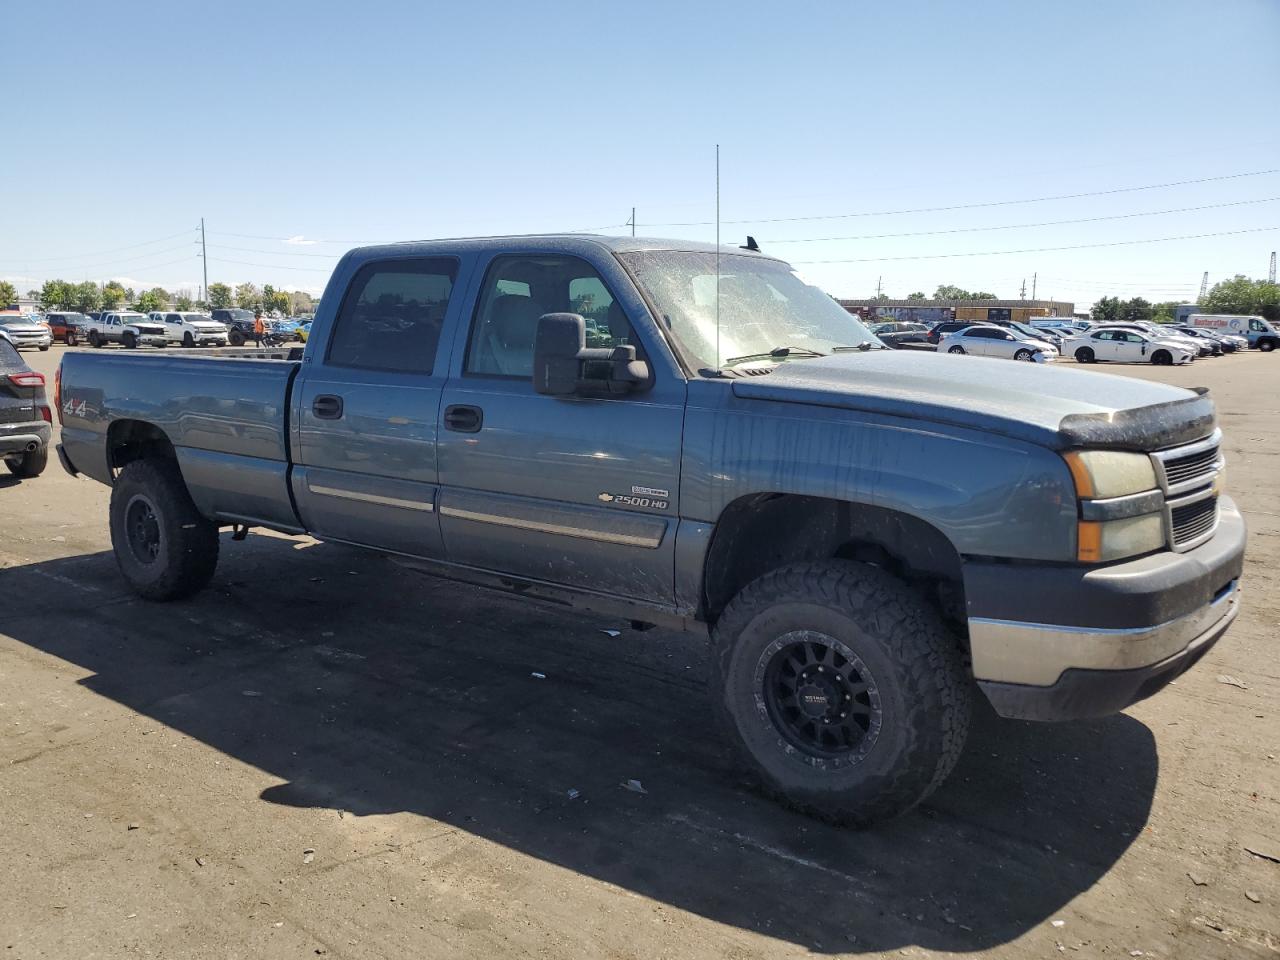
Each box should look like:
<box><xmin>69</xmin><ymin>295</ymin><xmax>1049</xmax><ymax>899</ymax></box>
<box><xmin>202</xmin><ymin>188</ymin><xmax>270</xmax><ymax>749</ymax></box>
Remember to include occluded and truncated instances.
<box><xmin>840</xmin><ymin>298</ymin><xmax>1076</xmax><ymax>325</ymax></box>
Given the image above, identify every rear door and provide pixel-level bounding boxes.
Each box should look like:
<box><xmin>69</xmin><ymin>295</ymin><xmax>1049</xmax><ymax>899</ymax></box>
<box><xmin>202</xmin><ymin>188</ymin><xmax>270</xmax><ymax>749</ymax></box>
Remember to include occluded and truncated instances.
<box><xmin>435</xmin><ymin>251</ymin><xmax>685</xmax><ymax>605</ymax></box>
<box><xmin>291</xmin><ymin>256</ymin><xmax>468</xmax><ymax>559</ymax></box>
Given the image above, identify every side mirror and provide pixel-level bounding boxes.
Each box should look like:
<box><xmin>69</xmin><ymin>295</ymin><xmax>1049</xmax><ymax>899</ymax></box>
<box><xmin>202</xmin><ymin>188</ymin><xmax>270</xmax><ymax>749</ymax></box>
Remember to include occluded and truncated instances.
<box><xmin>533</xmin><ymin>313</ymin><xmax>649</xmax><ymax>396</ymax></box>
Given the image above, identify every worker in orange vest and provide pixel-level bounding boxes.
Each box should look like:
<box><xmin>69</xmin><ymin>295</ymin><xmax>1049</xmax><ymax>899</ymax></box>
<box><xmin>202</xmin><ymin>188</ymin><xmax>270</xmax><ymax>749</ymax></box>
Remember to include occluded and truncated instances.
<box><xmin>253</xmin><ymin>308</ymin><xmax>266</xmax><ymax>347</ymax></box>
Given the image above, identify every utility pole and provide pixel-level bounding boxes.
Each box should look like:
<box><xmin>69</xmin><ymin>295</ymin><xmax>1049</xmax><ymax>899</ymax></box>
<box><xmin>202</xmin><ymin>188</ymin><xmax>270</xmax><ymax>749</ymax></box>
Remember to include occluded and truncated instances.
<box><xmin>629</xmin><ymin>207</ymin><xmax>636</xmax><ymax>237</ymax></box>
<box><xmin>200</xmin><ymin>218</ymin><xmax>209</xmax><ymax>306</ymax></box>
<box><xmin>1031</xmin><ymin>272</ymin><xmax>1037</xmax><ymax>300</ymax></box>
<box><xmin>876</xmin><ymin>276</ymin><xmax>882</xmax><ymax>297</ymax></box>
<box><xmin>1270</xmin><ymin>251</ymin><xmax>1276</xmax><ymax>284</ymax></box>
<box><xmin>1019</xmin><ymin>278</ymin><xmax>1026</xmax><ymax>299</ymax></box>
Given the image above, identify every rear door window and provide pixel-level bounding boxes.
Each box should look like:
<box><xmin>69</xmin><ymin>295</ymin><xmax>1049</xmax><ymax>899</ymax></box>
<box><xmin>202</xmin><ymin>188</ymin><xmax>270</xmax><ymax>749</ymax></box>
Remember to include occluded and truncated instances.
<box><xmin>0</xmin><ymin>339</ymin><xmax>22</xmax><ymax>370</ymax></box>
<box><xmin>325</xmin><ymin>258</ymin><xmax>458</xmax><ymax>374</ymax></box>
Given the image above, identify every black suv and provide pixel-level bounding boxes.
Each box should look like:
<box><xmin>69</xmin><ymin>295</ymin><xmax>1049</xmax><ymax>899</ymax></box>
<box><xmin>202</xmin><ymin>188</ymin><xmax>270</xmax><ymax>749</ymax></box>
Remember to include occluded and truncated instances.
<box><xmin>926</xmin><ymin>320</ymin><xmax>973</xmax><ymax>345</ymax></box>
<box><xmin>0</xmin><ymin>337</ymin><xmax>51</xmax><ymax>478</ymax></box>
<box><xmin>211</xmin><ymin>308</ymin><xmax>257</xmax><ymax>346</ymax></box>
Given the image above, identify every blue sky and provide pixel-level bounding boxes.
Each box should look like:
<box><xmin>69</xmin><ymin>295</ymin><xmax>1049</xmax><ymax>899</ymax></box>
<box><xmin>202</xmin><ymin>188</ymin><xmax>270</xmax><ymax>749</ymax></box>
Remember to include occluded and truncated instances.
<box><xmin>3</xmin><ymin>0</ymin><xmax>1278</xmax><ymax>308</ymax></box>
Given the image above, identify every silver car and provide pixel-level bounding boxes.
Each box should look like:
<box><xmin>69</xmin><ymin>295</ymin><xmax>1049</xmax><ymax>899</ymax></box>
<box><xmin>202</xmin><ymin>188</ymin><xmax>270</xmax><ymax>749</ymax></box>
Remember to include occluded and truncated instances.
<box><xmin>0</xmin><ymin>314</ymin><xmax>53</xmax><ymax>351</ymax></box>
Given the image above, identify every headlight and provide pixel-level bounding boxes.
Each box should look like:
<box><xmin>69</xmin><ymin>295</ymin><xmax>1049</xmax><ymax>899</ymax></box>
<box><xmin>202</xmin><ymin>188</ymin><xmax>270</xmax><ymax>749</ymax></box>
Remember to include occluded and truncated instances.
<box><xmin>1062</xmin><ymin>450</ymin><xmax>1157</xmax><ymax>498</ymax></box>
<box><xmin>1077</xmin><ymin>514</ymin><xmax>1165</xmax><ymax>563</ymax></box>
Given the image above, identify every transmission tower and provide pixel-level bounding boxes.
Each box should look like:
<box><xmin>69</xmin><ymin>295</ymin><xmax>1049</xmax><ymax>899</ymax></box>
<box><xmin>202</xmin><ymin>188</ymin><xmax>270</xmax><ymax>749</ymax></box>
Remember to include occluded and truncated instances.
<box><xmin>1270</xmin><ymin>251</ymin><xmax>1276</xmax><ymax>284</ymax></box>
<box><xmin>1198</xmin><ymin>271</ymin><xmax>1209</xmax><ymax>299</ymax></box>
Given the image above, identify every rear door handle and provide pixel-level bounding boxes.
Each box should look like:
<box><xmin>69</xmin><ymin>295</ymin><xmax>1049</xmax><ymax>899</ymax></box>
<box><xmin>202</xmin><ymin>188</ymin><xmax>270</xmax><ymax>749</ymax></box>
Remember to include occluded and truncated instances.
<box><xmin>444</xmin><ymin>404</ymin><xmax>483</xmax><ymax>433</ymax></box>
<box><xmin>313</xmin><ymin>395</ymin><xmax>344</xmax><ymax>419</ymax></box>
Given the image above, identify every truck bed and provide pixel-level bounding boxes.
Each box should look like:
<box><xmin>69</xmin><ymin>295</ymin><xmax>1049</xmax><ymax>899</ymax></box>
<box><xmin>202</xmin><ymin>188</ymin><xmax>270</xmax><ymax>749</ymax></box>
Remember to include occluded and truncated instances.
<box><xmin>58</xmin><ymin>350</ymin><xmax>305</xmax><ymax>533</ymax></box>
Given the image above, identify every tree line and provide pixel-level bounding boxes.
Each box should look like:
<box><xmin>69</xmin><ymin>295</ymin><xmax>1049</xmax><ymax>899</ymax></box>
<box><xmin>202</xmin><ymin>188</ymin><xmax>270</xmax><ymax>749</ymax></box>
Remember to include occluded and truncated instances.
<box><xmin>1093</xmin><ymin>276</ymin><xmax>1279</xmax><ymax>325</ymax></box>
<box><xmin>6</xmin><ymin>279</ymin><xmax>316</xmax><ymax>315</ymax></box>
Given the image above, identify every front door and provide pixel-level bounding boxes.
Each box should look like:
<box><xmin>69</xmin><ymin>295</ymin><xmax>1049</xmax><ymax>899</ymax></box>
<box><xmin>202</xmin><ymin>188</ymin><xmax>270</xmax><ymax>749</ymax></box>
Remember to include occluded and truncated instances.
<box><xmin>436</xmin><ymin>252</ymin><xmax>685</xmax><ymax>605</ymax></box>
<box><xmin>291</xmin><ymin>256</ymin><xmax>467</xmax><ymax>559</ymax></box>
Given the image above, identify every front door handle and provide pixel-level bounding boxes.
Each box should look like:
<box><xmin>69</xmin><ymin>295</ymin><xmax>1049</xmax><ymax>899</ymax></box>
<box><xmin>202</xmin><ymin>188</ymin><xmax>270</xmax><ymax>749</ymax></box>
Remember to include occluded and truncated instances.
<box><xmin>444</xmin><ymin>404</ymin><xmax>483</xmax><ymax>433</ymax></box>
<box><xmin>313</xmin><ymin>395</ymin><xmax>344</xmax><ymax>419</ymax></box>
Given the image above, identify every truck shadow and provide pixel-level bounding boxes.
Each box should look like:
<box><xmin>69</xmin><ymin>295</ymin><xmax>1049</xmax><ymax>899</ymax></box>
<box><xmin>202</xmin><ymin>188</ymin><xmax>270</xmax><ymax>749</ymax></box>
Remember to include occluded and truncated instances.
<box><xmin>2</xmin><ymin>534</ymin><xmax>1158</xmax><ymax>954</ymax></box>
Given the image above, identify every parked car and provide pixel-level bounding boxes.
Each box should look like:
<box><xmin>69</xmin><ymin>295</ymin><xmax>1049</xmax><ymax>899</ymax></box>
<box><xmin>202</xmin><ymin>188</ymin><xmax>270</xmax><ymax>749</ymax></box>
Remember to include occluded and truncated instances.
<box><xmin>272</xmin><ymin>318</ymin><xmax>304</xmax><ymax>342</ymax></box>
<box><xmin>0</xmin><ymin>312</ymin><xmax>53</xmax><ymax>351</ymax></box>
<box><xmin>57</xmin><ymin>234</ymin><xmax>1244</xmax><ymax>826</ymax></box>
<box><xmin>1063</xmin><ymin>328</ymin><xmax>1193</xmax><ymax>365</ymax></box>
<box><xmin>84</xmin><ymin>312</ymin><xmax>168</xmax><ymax>349</ymax></box>
<box><xmin>1168</xmin><ymin>326</ymin><xmax>1223</xmax><ymax>356</ymax></box>
<box><xmin>938</xmin><ymin>324</ymin><xmax>1058</xmax><ymax>362</ymax></box>
<box><xmin>1187</xmin><ymin>313</ymin><xmax>1280</xmax><ymax>352</ymax></box>
<box><xmin>0</xmin><ymin>336</ymin><xmax>51</xmax><ymax>477</ymax></box>
<box><xmin>925</xmin><ymin>320</ymin><xmax>971</xmax><ymax>344</ymax></box>
<box><xmin>1178</xmin><ymin>326</ymin><xmax>1245</xmax><ymax>352</ymax></box>
<box><xmin>156</xmin><ymin>311</ymin><xmax>229</xmax><ymax>347</ymax></box>
<box><xmin>1095</xmin><ymin>323</ymin><xmax>1206</xmax><ymax>358</ymax></box>
<box><xmin>210</xmin><ymin>308</ymin><xmax>258</xmax><ymax>346</ymax></box>
<box><xmin>46</xmin><ymin>311</ymin><xmax>91</xmax><ymax>345</ymax></box>
<box><xmin>295</xmin><ymin>320</ymin><xmax>312</xmax><ymax>343</ymax></box>
<box><xmin>986</xmin><ymin>318</ymin><xmax>1064</xmax><ymax>348</ymax></box>
<box><xmin>1031</xmin><ymin>318</ymin><xmax>1091</xmax><ymax>337</ymax></box>
<box><xmin>870</xmin><ymin>321</ymin><xmax>932</xmax><ymax>349</ymax></box>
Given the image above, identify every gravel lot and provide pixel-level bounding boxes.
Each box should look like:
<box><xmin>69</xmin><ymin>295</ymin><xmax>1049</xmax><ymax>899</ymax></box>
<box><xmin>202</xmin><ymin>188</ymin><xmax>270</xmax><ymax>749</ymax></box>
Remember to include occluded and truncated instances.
<box><xmin>1</xmin><ymin>345</ymin><xmax>1276</xmax><ymax>959</ymax></box>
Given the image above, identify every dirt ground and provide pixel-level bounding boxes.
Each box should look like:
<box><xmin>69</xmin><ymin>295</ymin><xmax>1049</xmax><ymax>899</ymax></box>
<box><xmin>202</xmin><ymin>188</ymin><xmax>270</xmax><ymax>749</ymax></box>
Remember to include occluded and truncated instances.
<box><xmin>1</xmin><ymin>345</ymin><xmax>1276</xmax><ymax>960</ymax></box>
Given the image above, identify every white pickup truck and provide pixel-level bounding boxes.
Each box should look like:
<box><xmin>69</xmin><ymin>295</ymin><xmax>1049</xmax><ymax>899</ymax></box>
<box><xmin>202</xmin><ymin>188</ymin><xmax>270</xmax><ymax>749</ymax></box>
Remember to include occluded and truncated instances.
<box><xmin>149</xmin><ymin>311</ymin><xmax>230</xmax><ymax>347</ymax></box>
<box><xmin>84</xmin><ymin>312</ymin><xmax>169</xmax><ymax>349</ymax></box>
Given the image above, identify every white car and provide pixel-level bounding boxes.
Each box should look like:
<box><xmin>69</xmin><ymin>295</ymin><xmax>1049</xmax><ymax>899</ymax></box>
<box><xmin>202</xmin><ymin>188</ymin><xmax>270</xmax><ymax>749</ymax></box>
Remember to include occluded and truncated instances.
<box><xmin>1064</xmin><ymin>328</ymin><xmax>1193</xmax><ymax>366</ymax></box>
<box><xmin>154</xmin><ymin>311</ymin><xmax>229</xmax><ymax>347</ymax></box>
<box><xmin>1095</xmin><ymin>323</ymin><xmax>1204</xmax><ymax>358</ymax></box>
<box><xmin>939</xmin><ymin>324</ymin><xmax>1059</xmax><ymax>362</ymax></box>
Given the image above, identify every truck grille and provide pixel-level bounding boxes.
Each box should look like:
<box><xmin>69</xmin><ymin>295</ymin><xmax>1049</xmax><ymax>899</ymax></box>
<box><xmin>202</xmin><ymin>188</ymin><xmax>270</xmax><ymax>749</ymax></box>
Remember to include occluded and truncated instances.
<box><xmin>1170</xmin><ymin>495</ymin><xmax>1218</xmax><ymax>547</ymax></box>
<box><xmin>1151</xmin><ymin>430</ymin><xmax>1223</xmax><ymax>551</ymax></box>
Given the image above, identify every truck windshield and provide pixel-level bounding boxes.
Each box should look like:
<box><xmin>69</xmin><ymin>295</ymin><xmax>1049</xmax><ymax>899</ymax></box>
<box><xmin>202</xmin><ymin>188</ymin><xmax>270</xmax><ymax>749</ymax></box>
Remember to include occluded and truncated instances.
<box><xmin>619</xmin><ymin>250</ymin><xmax>879</xmax><ymax>371</ymax></box>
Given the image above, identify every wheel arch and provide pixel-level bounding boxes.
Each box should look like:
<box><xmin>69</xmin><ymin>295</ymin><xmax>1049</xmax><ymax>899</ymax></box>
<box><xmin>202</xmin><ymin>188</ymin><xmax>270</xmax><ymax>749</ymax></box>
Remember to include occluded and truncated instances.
<box><xmin>700</xmin><ymin>493</ymin><xmax>966</xmax><ymax>629</ymax></box>
<box><xmin>107</xmin><ymin>419</ymin><xmax>177</xmax><ymax>476</ymax></box>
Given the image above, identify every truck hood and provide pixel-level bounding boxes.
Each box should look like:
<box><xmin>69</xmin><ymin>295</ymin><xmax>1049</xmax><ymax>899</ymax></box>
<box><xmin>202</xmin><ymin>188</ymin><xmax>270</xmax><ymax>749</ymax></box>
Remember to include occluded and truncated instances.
<box><xmin>730</xmin><ymin>351</ymin><xmax>1215</xmax><ymax>451</ymax></box>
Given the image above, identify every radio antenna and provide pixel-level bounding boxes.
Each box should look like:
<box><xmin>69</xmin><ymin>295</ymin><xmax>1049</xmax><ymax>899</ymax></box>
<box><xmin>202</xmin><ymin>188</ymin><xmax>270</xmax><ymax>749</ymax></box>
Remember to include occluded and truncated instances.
<box><xmin>715</xmin><ymin>144</ymin><xmax>721</xmax><ymax>370</ymax></box>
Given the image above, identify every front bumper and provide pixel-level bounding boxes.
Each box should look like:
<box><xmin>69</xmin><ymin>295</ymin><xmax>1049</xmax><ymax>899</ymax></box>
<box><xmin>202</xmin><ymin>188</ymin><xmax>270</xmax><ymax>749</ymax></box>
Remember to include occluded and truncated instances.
<box><xmin>964</xmin><ymin>497</ymin><xmax>1246</xmax><ymax>721</ymax></box>
<box><xmin>8</xmin><ymin>335</ymin><xmax>53</xmax><ymax>349</ymax></box>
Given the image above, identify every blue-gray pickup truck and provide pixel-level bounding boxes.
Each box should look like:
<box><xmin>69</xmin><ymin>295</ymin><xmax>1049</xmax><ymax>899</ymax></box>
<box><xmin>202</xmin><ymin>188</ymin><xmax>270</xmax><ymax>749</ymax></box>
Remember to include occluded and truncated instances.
<box><xmin>55</xmin><ymin>235</ymin><xmax>1245</xmax><ymax>825</ymax></box>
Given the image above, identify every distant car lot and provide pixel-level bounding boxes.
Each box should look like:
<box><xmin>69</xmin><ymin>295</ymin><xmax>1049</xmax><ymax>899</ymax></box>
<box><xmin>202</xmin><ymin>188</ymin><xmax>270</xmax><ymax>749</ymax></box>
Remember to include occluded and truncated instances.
<box><xmin>0</xmin><ymin>344</ymin><xmax>1275</xmax><ymax>959</ymax></box>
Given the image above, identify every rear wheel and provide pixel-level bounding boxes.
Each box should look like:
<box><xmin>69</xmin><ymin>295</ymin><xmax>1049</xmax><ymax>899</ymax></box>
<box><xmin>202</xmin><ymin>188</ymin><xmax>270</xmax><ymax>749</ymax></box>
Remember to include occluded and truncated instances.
<box><xmin>1014</xmin><ymin>348</ymin><xmax>1034</xmax><ymax>362</ymax></box>
<box><xmin>108</xmin><ymin>459</ymin><xmax>219</xmax><ymax>601</ymax></box>
<box><xmin>1075</xmin><ymin>347</ymin><xmax>1094</xmax><ymax>363</ymax></box>
<box><xmin>5</xmin><ymin>447</ymin><xmax>48</xmax><ymax>478</ymax></box>
<box><xmin>710</xmin><ymin>561</ymin><xmax>971</xmax><ymax>826</ymax></box>
<box><xmin>947</xmin><ymin>345</ymin><xmax>965</xmax><ymax>355</ymax></box>
<box><xmin>123</xmin><ymin>332</ymin><xmax>137</xmax><ymax>349</ymax></box>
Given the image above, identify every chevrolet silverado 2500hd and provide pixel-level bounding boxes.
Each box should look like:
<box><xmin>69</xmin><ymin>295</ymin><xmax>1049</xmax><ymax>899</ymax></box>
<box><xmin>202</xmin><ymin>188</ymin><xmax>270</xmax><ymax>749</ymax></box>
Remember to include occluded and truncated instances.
<box><xmin>55</xmin><ymin>235</ymin><xmax>1245</xmax><ymax>825</ymax></box>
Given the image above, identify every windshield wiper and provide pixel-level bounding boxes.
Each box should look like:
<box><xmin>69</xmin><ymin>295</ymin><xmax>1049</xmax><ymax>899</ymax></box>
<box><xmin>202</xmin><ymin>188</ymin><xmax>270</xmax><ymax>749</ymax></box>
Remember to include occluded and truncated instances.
<box><xmin>832</xmin><ymin>342</ymin><xmax>888</xmax><ymax>352</ymax></box>
<box><xmin>723</xmin><ymin>345</ymin><xmax>827</xmax><ymax>366</ymax></box>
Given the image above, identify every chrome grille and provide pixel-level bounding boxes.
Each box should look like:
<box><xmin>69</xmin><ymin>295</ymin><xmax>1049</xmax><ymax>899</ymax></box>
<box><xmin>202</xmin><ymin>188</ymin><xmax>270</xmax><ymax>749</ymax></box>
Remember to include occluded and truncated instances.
<box><xmin>1151</xmin><ymin>430</ymin><xmax>1223</xmax><ymax>551</ymax></box>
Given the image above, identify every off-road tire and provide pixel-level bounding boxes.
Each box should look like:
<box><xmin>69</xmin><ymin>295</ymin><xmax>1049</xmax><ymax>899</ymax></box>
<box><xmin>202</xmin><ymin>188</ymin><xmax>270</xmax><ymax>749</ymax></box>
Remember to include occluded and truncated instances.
<box><xmin>1075</xmin><ymin>347</ymin><xmax>1094</xmax><ymax>363</ymax></box>
<box><xmin>710</xmin><ymin>561</ymin><xmax>972</xmax><ymax>826</ymax></box>
<box><xmin>5</xmin><ymin>447</ymin><xmax>48</xmax><ymax>478</ymax></box>
<box><xmin>89</xmin><ymin>331</ymin><xmax>102</xmax><ymax>348</ymax></box>
<box><xmin>947</xmin><ymin>345</ymin><xmax>965</xmax><ymax>355</ymax></box>
<box><xmin>228</xmin><ymin>329</ymin><xmax>246</xmax><ymax>347</ymax></box>
<box><xmin>109</xmin><ymin>459</ymin><xmax>219</xmax><ymax>601</ymax></box>
<box><xmin>123</xmin><ymin>332</ymin><xmax>137</xmax><ymax>349</ymax></box>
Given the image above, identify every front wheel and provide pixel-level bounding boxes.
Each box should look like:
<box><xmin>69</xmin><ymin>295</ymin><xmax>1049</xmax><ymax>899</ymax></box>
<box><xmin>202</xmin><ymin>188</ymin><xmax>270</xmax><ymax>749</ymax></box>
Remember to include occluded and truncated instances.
<box><xmin>123</xmin><ymin>332</ymin><xmax>137</xmax><ymax>349</ymax></box>
<box><xmin>1014</xmin><ymin>348</ymin><xmax>1034</xmax><ymax>362</ymax></box>
<box><xmin>5</xmin><ymin>447</ymin><xmax>48</xmax><ymax>478</ymax></box>
<box><xmin>1075</xmin><ymin>347</ymin><xmax>1095</xmax><ymax>363</ymax></box>
<box><xmin>1151</xmin><ymin>349</ymin><xmax>1172</xmax><ymax>365</ymax></box>
<box><xmin>38</xmin><ymin>345</ymin><xmax>49</xmax><ymax>352</ymax></box>
<box><xmin>66</xmin><ymin>331</ymin><xmax>78</xmax><ymax>346</ymax></box>
<box><xmin>108</xmin><ymin>459</ymin><xmax>220</xmax><ymax>601</ymax></box>
<box><xmin>183</xmin><ymin>332</ymin><xmax>195</xmax><ymax>347</ymax></box>
<box><xmin>710</xmin><ymin>561</ymin><xmax>971</xmax><ymax>826</ymax></box>
<box><xmin>228</xmin><ymin>329</ymin><xmax>246</xmax><ymax>347</ymax></box>
<box><xmin>947</xmin><ymin>345</ymin><xmax>965</xmax><ymax>355</ymax></box>
<box><xmin>1259</xmin><ymin>338</ymin><xmax>1277</xmax><ymax>353</ymax></box>
<box><xmin>89</xmin><ymin>331</ymin><xmax>102</xmax><ymax>348</ymax></box>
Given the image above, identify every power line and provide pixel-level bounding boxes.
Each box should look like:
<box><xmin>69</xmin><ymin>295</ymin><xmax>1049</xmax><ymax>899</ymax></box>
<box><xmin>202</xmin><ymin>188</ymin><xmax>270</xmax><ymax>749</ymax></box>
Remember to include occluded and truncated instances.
<box><xmin>204</xmin><ymin>256</ymin><xmax>333</xmax><ymax>273</ymax></box>
<box><xmin>791</xmin><ymin>226</ymin><xmax>1280</xmax><ymax>264</ymax></box>
<box><xmin>762</xmin><ymin>196</ymin><xmax>1280</xmax><ymax>244</ymax></box>
<box><xmin>206</xmin><ymin>243</ymin><xmax>344</xmax><ymax>259</ymax></box>
<box><xmin>22</xmin><ymin>243</ymin><xmax>199</xmax><ymax>274</ymax></box>
<box><xmin>13</xmin><ymin>229</ymin><xmax>197</xmax><ymax>264</ymax></box>
<box><xmin>641</xmin><ymin>168</ymin><xmax>1280</xmax><ymax>227</ymax></box>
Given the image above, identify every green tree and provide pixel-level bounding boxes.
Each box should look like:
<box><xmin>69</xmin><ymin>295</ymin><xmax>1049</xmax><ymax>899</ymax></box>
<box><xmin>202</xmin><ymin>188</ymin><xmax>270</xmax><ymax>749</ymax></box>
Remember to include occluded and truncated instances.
<box><xmin>235</xmin><ymin>282</ymin><xmax>261</xmax><ymax>309</ymax></box>
<box><xmin>70</xmin><ymin>281</ymin><xmax>101</xmax><ymax>313</ymax></box>
<box><xmin>1119</xmin><ymin>297</ymin><xmax>1152</xmax><ymax>322</ymax></box>
<box><xmin>175</xmin><ymin>293</ymin><xmax>194</xmax><ymax>311</ymax></box>
<box><xmin>0</xmin><ymin>280</ymin><xmax>16</xmax><ymax>306</ymax></box>
<box><xmin>134</xmin><ymin>287</ymin><xmax>171</xmax><ymax>313</ymax></box>
<box><xmin>102</xmin><ymin>281</ymin><xmax>128</xmax><ymax>310</ymax></box>
<box><xmin>1201</xmin><ymin>275</ymin><xmax>1280</xmax><ymax>322</ymax></box>
<box><xmin>41</xmin><ymin>279</ymin><xmax>73</xmax><ymax>309</ymax></box>
<box><xmin>933</xmin><ymin>284</ymin><xmax>997</xmax><ymax>300</ymax></box>
<box><xmin>288</xmin><ymin>290</ymin><xmax>315</xmax><ymax>314</ymax></box>
<box><xmin>207</xmin><ymin>282</ymin><xmax>233</xmax><ymax>309</ymax></box>
<box><xmin>1091</xmin><ymin>296</ymin><xmax>1122</xmax><ymax>325</ymax></box>
<box><xmin>1151</xmin><ymin>301</ymin><xmax>1179</xmax><ymax>324</ymax></box>
<box><xmin>906</xmin><ymin>291</ymin><xmax>926</xmax><ymax>301</ymax></box>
